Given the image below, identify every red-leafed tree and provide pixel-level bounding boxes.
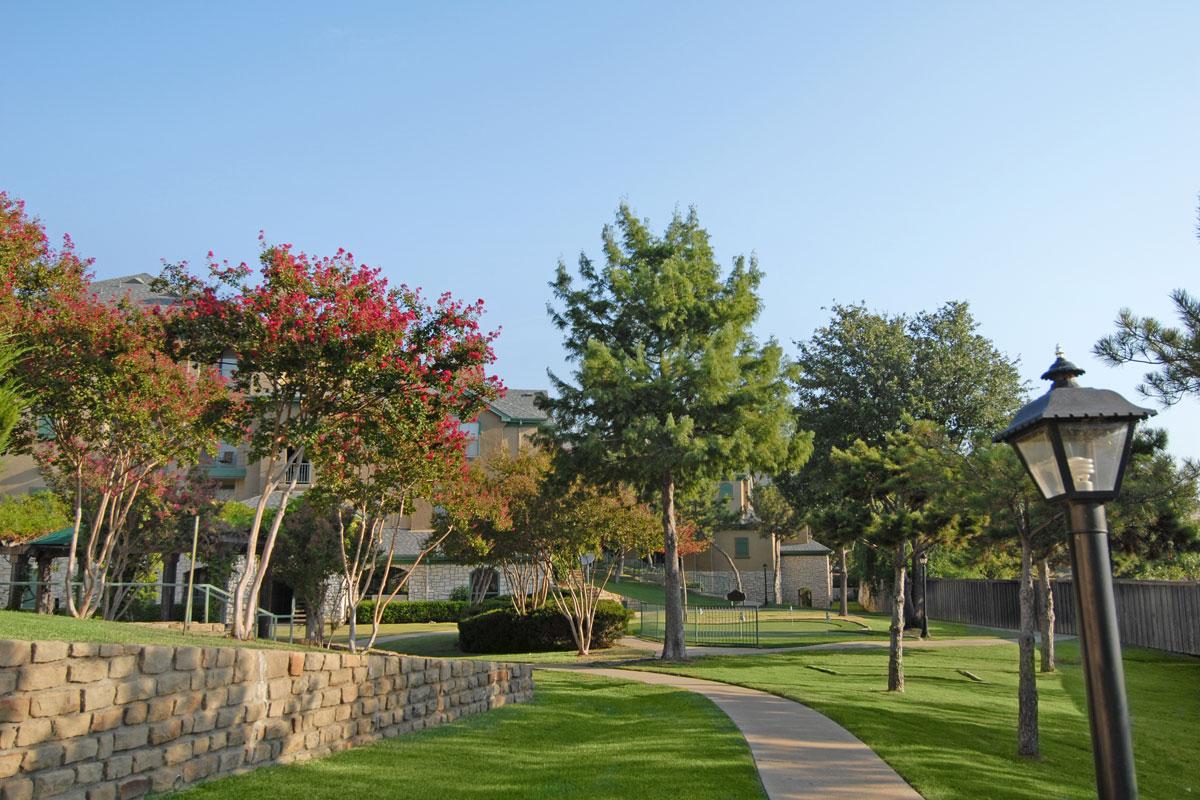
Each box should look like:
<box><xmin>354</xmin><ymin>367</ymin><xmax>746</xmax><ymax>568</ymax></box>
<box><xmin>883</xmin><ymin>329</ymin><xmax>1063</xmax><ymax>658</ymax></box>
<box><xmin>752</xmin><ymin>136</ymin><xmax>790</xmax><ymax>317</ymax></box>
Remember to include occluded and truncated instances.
<box><xmin>313</xmin><ymin>381</ymin><xmax>498</xmax><ymax>652</ymax></box>
<box><xmin>0</xmin><ymin>192</ymin><xmax>90</xmax><ymax>318</ymax></box>
<box><xmin>16</xmin><ymin>296</ymin><xmax>227</xmax><ymax>619</ymax></box>
<box><xmin>158</xmin><ymin>239</ymin><xmax>501</xmax><ymax>639</ymax></box>
<box><xmin>2</xmin><ymin>194</ymin><xmax>228</xmax><ymax>619</ymax></box>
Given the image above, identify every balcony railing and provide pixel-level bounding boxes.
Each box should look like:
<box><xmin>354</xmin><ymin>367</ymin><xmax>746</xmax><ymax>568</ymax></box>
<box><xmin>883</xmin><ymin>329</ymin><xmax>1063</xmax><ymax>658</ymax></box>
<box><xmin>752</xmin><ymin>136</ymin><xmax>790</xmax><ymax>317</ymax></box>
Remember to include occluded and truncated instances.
<box><xmin>284</xmin><ymin>462</ymin><xmax>312</xmax><ymax>485</ymax></box>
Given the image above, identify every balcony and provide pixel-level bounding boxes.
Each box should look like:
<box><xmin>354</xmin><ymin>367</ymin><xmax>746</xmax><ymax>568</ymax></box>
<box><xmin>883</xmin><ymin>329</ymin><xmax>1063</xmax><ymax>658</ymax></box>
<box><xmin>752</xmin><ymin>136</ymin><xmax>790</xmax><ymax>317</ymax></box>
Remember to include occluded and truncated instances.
<box><xmin>284</xmin><ymin>462</ymin><xmax>312</xmax><ymax>485</ymax></box>
<box><xmin>205</xmin><ymin>450</ymin><xmax>246</xmax><ymax>480</ymax></box>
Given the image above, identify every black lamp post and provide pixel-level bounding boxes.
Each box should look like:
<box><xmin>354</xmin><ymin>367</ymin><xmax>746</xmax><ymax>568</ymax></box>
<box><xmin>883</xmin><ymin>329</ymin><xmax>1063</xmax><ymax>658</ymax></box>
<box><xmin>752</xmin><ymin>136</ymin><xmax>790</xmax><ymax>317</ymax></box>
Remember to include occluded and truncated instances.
<box><xmin>762</xmin><ymin>564</ymin><xmax>769</xmax><ymax>607</ymax></box>
<box><xmin>995</xmin><ymin>350</ymin><xmax>1154</xmax><ymax>800</ymax></box>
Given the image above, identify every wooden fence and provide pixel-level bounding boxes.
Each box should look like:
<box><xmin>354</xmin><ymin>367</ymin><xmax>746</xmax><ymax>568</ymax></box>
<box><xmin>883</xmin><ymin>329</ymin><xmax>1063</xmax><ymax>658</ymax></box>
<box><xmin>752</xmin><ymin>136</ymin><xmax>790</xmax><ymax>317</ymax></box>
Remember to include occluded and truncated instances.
<box><xmin>915</xmin><ymin>578</ymin><xmax>1200</xmax><ymax>656</ymax></box>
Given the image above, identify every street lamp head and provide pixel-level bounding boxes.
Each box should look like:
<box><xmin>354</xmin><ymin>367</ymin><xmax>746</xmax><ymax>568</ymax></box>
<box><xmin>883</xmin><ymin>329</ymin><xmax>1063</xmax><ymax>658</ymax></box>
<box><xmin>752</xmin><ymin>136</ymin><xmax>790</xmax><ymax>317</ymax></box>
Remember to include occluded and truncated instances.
<box><xmin>994</xmin><ymin>350</ymin><xmax>1156</xmax><ymax>503</ymax></box>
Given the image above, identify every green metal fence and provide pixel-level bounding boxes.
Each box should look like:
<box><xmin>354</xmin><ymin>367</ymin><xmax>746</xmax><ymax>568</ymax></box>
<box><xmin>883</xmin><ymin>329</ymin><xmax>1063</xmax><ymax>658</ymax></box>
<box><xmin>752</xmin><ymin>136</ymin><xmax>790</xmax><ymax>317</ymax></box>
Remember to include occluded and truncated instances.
<box><xmin>636</xmin><ymin>602</ymin><xmax>759</xmax><ymax>646</ymax></box>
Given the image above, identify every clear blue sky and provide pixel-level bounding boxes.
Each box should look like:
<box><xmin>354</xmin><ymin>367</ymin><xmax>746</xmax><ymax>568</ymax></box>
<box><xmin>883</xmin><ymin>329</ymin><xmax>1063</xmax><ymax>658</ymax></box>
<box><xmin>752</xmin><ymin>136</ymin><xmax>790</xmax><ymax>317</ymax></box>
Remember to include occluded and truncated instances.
<box><xmin>3</xmin><ymin>2</ymin><xmax>1197</xmax><ymax>455</ymax></box>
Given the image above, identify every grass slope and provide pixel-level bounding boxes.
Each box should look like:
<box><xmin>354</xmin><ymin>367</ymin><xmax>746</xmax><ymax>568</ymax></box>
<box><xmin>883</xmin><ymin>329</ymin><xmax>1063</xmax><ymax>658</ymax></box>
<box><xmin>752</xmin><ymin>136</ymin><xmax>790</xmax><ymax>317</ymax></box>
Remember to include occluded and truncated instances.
<box><xmin>636</xmin><ymin>641</ymin><xmax>1200</xmax><ymax>799</ymax></box>
<box><xmin>603</xmin><ymin>579</ymin><xmax>728</xmax><ymax>607</ymax></box>
<box><xmin>176</xmin><ymin>670</ymin><xmax>765</xmax><ymax>800</ymax></box>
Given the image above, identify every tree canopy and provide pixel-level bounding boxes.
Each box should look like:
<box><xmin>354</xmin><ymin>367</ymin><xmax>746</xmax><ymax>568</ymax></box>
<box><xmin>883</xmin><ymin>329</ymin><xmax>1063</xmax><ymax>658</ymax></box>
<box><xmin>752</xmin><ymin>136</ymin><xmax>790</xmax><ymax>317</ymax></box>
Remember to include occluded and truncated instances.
<box><xmin>542</xmin><ymin>203</ymin><xmax>811</xmax><ymax>658</ymax></box>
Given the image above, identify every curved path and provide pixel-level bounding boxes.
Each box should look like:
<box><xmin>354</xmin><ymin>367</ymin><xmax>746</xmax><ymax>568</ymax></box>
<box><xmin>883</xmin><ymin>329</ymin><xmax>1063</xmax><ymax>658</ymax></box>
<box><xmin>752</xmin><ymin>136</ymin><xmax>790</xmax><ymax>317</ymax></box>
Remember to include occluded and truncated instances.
<box><xmin>548</xmin><ymin>666</ymin><xmax>923</xmax><ymax>799</ymax></box>
<box><xmin>616</xmin><ymin>634</ymin><xmax>1020</xmax><ymax>657</ymax></box>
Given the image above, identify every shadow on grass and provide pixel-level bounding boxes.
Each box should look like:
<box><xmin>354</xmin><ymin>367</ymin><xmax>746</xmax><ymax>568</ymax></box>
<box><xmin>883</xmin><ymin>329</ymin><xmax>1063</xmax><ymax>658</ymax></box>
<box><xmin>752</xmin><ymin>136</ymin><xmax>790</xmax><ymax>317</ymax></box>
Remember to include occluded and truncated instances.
<box><xmin>636</xmin><ymin>642</ymin><xmax>1200</xmax><ymax>799</ymax></box>
<box><xmin>174</xmin><ymin>671</ymin><xmax>765</xmax><ymax>800</ymax></box>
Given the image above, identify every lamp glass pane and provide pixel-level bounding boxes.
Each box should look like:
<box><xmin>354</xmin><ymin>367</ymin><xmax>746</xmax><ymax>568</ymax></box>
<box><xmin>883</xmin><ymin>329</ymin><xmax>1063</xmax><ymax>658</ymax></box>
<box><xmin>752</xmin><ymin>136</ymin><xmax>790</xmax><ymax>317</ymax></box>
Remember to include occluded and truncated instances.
<box><xmin>1059</xmin><ymin>421</ymin><xmax>1128</xmax><ymax>493</ymax></box>
<box><xmin>1013</xmin><ymin>427</ymin><xmax>1065</xmax><ymax>499</ymax></box>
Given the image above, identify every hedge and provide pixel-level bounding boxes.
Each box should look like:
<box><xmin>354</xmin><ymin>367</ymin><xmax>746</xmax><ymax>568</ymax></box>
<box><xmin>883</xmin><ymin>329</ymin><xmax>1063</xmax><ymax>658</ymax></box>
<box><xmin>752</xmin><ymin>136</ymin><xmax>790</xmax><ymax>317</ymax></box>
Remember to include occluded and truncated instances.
<box><xmin>457</xmin><ymin>600</ymin><xmax>631</xmax><ymax>654</ymax></box>
<box><xmin>354</xmin><ymin>597</ymin><xmax>512</xmax><ymax>624</ymax></box>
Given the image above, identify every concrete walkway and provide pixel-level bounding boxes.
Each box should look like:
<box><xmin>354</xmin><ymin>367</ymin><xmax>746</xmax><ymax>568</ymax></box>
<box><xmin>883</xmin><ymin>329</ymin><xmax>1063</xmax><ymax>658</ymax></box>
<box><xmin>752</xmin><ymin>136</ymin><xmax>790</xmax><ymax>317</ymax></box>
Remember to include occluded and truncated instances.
<box><xmin>552</xmin><ymin>667</ymin><xmax>923</xmax><ymax>800</ymax></box>
<box><xmin>616</xmin><ymin>634</ymin><xmax>1019</xmax><ymax>657</ymax></box>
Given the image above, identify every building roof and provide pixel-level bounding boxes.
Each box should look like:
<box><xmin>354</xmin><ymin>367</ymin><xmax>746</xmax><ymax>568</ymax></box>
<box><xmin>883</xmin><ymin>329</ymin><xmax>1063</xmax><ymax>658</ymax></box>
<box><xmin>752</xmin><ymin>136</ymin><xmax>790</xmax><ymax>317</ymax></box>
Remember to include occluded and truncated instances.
<box><xmin>486</xmin><ymin>389</ymin><xmax>550</xmax><ymax>424</ymax></box>
<box><xmin>780</xmin><ymin>541</ymin><xmax>832</xmax><ymax>556</ymax></box>
<box><xmin>90</xmin><ymin>273</ymin><xmax>177</xmax><ymax>308</ymax></box>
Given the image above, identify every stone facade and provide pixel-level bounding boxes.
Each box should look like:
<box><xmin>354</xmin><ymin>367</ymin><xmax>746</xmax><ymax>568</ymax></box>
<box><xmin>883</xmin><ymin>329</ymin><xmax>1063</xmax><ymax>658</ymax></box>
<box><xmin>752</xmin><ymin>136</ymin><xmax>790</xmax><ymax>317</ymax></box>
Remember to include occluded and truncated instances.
<box><xmin>405</xmin><ymin>564</ymin><xmax>511</xmax><ymax>601</ymax></box>
<box><xmin>674</xmin><ymin>559</ymin><xmax>830</xmax><ymax>607</ymax></box>
<box><xmin>779</xmin><ymin>554</ymin><xmax>832</xmax><ymax>609</ymax></box>
<box><xmin>0</xmin><ymin>639</ymin><xmax>533</xmax><ymax>798</ymax></box>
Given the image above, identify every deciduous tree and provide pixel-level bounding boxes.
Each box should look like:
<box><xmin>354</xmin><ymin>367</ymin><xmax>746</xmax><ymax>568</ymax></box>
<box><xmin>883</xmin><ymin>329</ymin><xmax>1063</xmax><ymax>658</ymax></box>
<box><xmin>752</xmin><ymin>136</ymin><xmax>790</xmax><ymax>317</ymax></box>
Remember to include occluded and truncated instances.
<box><xmin>782</xmin><ymin>301</ymin><xmax>1022</xmax><ymax>626</ymax></box>
<box><xmin>546</xmin><ymin>481</ymin><xmax>658</xmax><ymax>655</ymax></box>
<box><xmin>16</xmin><ymin>295</ymin><xmax>226</xmax><ymax>619</ymax></box>
<box><xmin>159</xmin><ymin>241</ymin><xmax>499</xmax><ymax>639</ymax></box>
<box><xmin>749</xmin><ymin>482</ymin><xmax>797</xmax><ymax>605</ymax></box>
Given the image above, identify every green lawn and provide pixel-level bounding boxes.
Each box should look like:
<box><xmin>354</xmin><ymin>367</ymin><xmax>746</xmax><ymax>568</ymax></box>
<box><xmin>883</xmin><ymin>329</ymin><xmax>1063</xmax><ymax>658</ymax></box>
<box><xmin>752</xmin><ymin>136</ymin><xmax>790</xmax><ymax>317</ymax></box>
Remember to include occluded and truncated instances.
<box><xmin>175</xmin><ymin>669</ymin><xmax>765</xmax><ymax>799</ymax></box>
<box><xmin>603</xmin><ymin>578</ymin><xmax>729</xmax><ymax>607</ymax></box>
<box><xmin>0</xmin><ymin>609</ymin><xmax>311</xmax><ymax>651</ymax></box>
<box><xmin>635</xmin><ymin>641</ymin><xmax>1200</xmax><ymax>799</ymax></box>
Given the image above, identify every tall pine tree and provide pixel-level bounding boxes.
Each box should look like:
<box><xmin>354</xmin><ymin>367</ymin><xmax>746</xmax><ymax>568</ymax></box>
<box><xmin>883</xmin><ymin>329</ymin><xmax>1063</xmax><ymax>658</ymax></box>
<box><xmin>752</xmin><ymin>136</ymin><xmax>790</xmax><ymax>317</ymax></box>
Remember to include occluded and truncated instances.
<box><xmin>542</xmin><ymin>204</ymin><xmax>810</xmax><ymax>659</ymax></box>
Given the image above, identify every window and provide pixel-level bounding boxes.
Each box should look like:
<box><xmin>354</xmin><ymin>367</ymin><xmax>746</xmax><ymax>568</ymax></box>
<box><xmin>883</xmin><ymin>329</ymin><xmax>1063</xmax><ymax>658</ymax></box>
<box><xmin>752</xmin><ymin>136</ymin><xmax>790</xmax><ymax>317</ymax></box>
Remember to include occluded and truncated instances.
<box><xmin>734</xmin><ymin>537</ymin><xmax>750</xmax><ymax>559</ymax></box>
<box><xmin>717</xmin><ymin>482</ymin><xmax>734</xmax><ymax>500</ymax></box>
<box><xmin>459</xmin><ymin>422</ymin><xmax>480</xmax><ymax>459</ymax></box>
<box><xmin>217</xmin><ymin>356</ymin><xmax>238</xmax><ymax>380</ymax></box>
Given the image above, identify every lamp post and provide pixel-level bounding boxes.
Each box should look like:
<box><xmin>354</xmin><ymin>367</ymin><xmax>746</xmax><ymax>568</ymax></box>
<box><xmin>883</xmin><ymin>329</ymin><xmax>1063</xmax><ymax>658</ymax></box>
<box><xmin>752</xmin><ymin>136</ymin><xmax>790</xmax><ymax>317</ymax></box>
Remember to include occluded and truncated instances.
<box><xmin>995</xmin><ymin>350</ymin><xmax>1154</xmax><ymax>800</ymax></box>
<box><xmin>762</xmin><ymin>564</ymin><xmax>769</xmax><ymax>607</ymax></box>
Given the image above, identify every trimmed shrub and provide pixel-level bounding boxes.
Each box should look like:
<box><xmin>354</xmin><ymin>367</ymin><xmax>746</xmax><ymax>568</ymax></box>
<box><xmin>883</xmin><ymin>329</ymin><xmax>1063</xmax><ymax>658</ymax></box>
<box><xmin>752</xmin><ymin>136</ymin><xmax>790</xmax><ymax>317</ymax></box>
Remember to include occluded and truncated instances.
<box><xmin>355</xmin><ymin>596</ymin><xmax>514</xmax><ymax>624</ymax></box>
<box><xmin>458</xmin><ymin>600</ymin><xmax>632</xmax><ymax>654</ymax></box>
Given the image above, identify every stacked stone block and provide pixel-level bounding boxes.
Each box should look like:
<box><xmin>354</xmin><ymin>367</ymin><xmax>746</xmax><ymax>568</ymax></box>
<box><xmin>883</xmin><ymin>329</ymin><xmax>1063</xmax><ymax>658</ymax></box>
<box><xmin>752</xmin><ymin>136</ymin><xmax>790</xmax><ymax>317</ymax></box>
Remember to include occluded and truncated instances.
<box><xmin>0</xmin><ymin>639</ymin><xmax>533</xmax><ymax>799</ymax></box>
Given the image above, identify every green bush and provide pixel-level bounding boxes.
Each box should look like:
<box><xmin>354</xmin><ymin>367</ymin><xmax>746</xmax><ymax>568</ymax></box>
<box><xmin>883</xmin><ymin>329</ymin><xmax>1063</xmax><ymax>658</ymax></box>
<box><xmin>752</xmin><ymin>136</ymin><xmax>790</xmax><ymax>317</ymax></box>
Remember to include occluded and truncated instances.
<box><xmin>458</xmin><ymin>600</ymin><xmax>631</xmax><ymax>654</ymax></box>
<box><xmin>355</xmin><ymin>596</ymin><xmax>514</xmax><ymax>624</ymax></box>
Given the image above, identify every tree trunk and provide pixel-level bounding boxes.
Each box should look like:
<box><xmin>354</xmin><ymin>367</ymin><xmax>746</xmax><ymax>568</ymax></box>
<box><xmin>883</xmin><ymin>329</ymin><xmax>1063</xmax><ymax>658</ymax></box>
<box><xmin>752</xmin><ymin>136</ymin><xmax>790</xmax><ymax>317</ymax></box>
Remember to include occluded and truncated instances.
<box><xmin>910</xmin><ymin>548</ymin><xmax>927</xmax><ymax>638</ymax></box>
<box><xmin>771</xmin><ymin>534</ymin><xmax>782</xmax><ymax>606</ymax></box>
<box><xmin>660</xmin><ymin>475</ymin><xmax>687</xmax><ymax>660</ymax></box>
<box><xmin>838</xmin><ymin>547</ymin><xmax>849</xmax><ymax>617</ymax></box>
<box><xmin>303</xmin><ymin>598</ymin><xmax>322</xmax><ymax>645</ymax></box>
<box><xmin>888</xmin><ymin>540</ymin><xmax>906</xmax><ymax>692</ymax></box>
<box><xmin>160</xmin><ymin>553</ymin><xmax>180</xmax><ymax>621</ymax></box>
<box><xmin>1037</xmin><ymin>557</ymin><xmax>1056</xmax><ymax>672</ymax></box>
<box><xmin>1017</xmin><ymin>534</ymin><xmax>1040</xmax><ymax>756</ymax></box>
<box><xmin>614</xmin><ymin>547</ymin><xmax>625</xmax><ymax>583</ymax></box>
<box><xmin>710</xmin><ymin>544</ymin><xmax>743</xmax><ymax>592</ymax></box>
<box><xmin>35</xmin><ymin>554</ymin><xmax>54</xmax><ymax>614</ymax></box>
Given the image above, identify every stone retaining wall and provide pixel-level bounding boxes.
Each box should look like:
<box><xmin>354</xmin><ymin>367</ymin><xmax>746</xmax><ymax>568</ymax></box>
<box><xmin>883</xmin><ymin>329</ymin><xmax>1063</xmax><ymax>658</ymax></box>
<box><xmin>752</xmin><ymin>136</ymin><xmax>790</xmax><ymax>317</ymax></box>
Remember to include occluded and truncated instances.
<box><xmin>0</xmin><ymin>639</ymin><xmax>533</xmax><ymax>799</ymax></box>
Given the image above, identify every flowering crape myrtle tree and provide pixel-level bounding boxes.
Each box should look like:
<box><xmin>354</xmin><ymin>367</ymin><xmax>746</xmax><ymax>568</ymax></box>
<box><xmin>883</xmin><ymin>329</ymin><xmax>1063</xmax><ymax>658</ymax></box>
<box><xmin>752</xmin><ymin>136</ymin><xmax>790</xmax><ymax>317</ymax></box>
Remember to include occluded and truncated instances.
<box><xmin>316</xmin><ymin>383</ymin><xmax>499</xmax><ymax>653</ymax></box>
<box><xmin>1</xmin><ymin>192</ymin><xmax>84</xmax><ymax>455</ymax></box>
<box><xmin>158</xmin><ymin>240</ymin><xmax>500</xmax><ymax>639</ymax></box>
<box><xmin>1</xmin><ymin>194</ymin><xmax>227</xmax><ymax>619</ymax></box>
<box><xmin>16</xmin><ymin>293</ymin><xmax>226</xmax><ymax>619</ymax></box>
<box><xmin>439</xmin><ymin>450</ymin><xmax>560</xmax><ymax>614</ymax></box>
<box><xmin>546</xmin><ymin>482</ymin><xmax>659</xmax><ymax>655</ymax></box>
<box><xmin>544</xmin><ymin>204</ymin><xmax>811</xmax><ymax>660</ymax></box>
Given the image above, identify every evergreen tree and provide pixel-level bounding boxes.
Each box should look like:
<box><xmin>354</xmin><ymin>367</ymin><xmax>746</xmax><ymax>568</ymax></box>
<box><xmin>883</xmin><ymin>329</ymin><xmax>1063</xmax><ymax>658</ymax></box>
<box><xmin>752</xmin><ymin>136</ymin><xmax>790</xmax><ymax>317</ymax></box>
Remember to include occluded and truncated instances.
<box><xmin>542</xmin><ymin>204</ymin><xmax>811</xmax><ymax>659</ymax></box>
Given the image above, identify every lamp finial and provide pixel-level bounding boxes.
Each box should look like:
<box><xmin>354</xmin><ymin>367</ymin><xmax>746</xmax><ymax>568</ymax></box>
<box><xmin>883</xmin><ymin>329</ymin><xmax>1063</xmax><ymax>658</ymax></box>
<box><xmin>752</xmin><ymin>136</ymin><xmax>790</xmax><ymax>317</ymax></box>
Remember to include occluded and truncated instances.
<box><xmin>1041</xmin><ymin>348</ymin><xmax>1085</xmax><ymax>387</ymax></box>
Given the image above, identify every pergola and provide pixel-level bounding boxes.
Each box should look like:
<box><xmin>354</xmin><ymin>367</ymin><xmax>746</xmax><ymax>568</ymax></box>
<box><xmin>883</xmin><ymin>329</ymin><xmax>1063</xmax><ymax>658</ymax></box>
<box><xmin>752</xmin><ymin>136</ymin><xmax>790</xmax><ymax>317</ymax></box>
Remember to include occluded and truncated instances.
<box><xmin>1</xmin><ymin>525</ymin><xmax>72</xmax><ymax>613</ymax></box>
